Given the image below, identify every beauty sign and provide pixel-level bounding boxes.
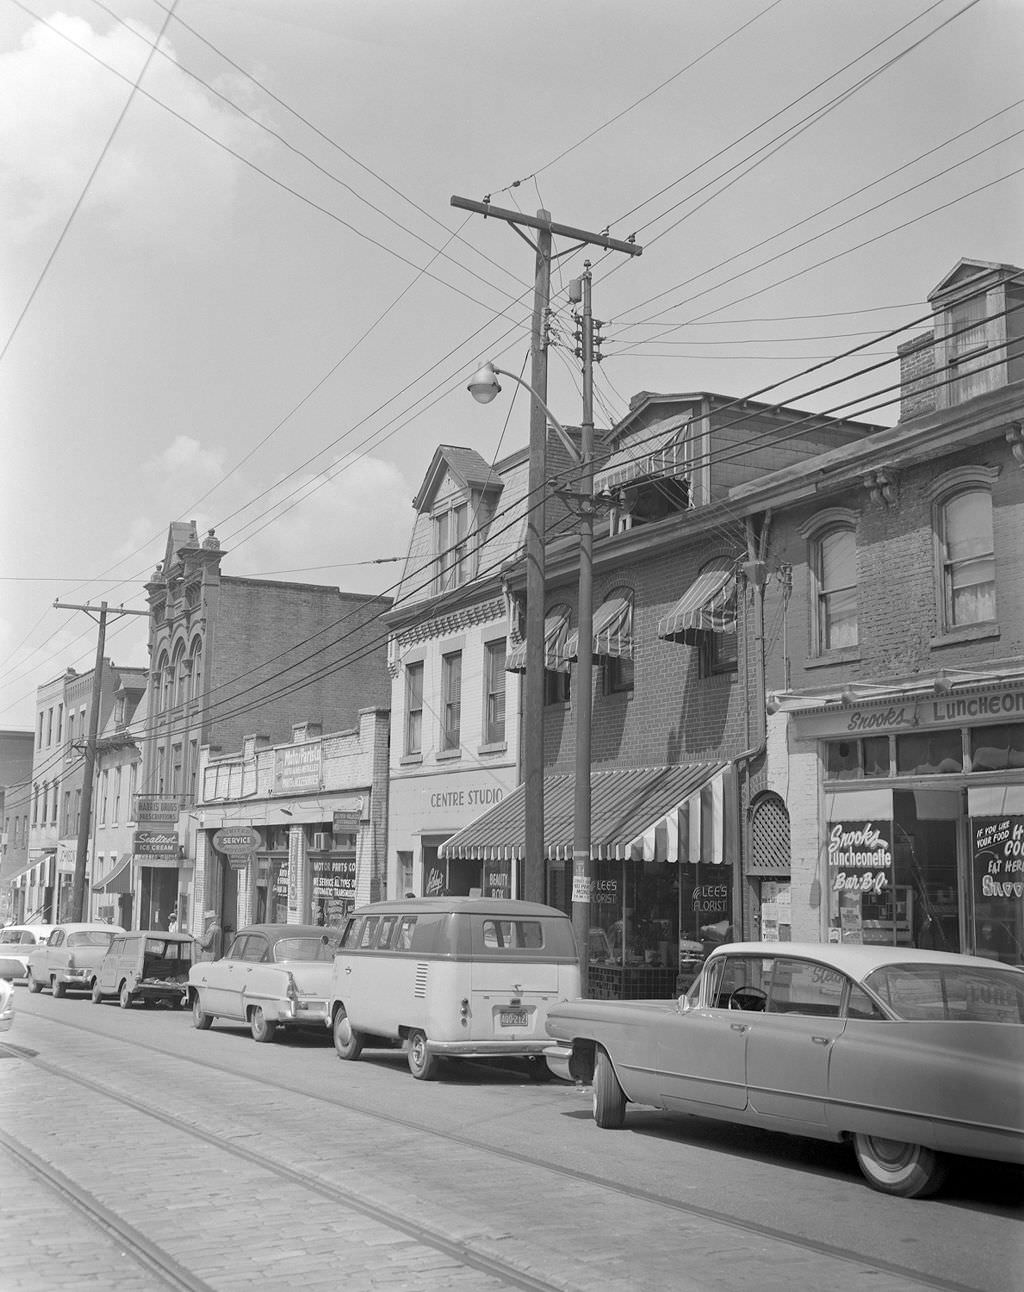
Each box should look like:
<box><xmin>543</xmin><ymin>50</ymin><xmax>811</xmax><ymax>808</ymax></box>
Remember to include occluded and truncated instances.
<box><xmin>828</xmin><ymin>820</ymin><xmax>893</xmax><ymax>894</ymax></box>
<box><xmin>972</xmin><ymin>817</ymin><xmax>1024</xmax><ymax>902</ymax></box>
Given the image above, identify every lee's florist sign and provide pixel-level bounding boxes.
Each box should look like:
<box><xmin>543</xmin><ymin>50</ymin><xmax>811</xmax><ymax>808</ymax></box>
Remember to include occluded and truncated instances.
<box><xmin>828</xmin><ymin>820</ymin><xmax>893</xmax><ymax>895</ymax></box>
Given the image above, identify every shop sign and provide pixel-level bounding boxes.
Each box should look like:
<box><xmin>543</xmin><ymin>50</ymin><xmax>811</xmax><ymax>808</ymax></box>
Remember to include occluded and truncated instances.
<box><xmin>274</xmin><ymin>743</ymin><xmax>322</xmax><ymax>793</ymax></box>
<box><xmin>972</xmin><ymin>816</ymin><xmax>1024</xmax><ymax>901</ymax></box>
<box><xmin>212</xmin><ymin>827</ymin><xmax>261</xmax><ymax>855</ymax></box>
<box><xmin>311</xmin><ymin>857</ymin><xmax>357</xmax><ymax>900</ymax></box>
<box><xmin>425</xmin><ymin>865</ymin><xmax>445</xmax><ymax>896</ymax></box>
<box><xmin>827</xmin><ymin>820</ymin><xmax>893</xmax><ymax>894</ymax></box>
<box><xmin>483</xmin><ymin>864</ymin><xmax>511</xmax><ymax>899</ymax></box>
<box><xmin>792</xmin><ymin>682</ymin><xmax>1024</xmax><ymax>737</ymax></box>
<box><xmin>691</xmin><ymin>882</ymin><xmax>729</xmax><ymax>916</ymax></box>
<box><xmin>333</xmin><ymin>807</ymin><xmax>362</xmax><ymax>831</ymax></box>
<box><xmin>135</xmin><ymin>795</ymin><xmax>180</xmax><ymax>825</ymax></box>
<box><xmin>134</xmin><ymin>830</ymin><xmax>179</xmax><ymax>858</ymax></box>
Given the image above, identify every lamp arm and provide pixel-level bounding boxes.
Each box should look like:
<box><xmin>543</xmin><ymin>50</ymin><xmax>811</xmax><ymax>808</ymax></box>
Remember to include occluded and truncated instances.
<box><xmin>490</xmin><ymin>366</ymin><xmax>582</xmax><ymax>464</ymax></box>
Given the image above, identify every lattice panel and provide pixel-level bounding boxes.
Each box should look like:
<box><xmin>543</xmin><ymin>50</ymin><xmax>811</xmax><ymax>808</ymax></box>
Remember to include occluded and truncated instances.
<box><xmin>749</xmin><ymin>793</ymin><xmax>791</xmax><ymax>873</ymax></box>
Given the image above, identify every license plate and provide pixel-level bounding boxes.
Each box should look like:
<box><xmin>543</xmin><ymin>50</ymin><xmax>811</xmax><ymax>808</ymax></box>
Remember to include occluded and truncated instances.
<box><xmin>499</xmin><ymin>1009</ymin><xmax>529</xmax><ymax>1028</ymax></box>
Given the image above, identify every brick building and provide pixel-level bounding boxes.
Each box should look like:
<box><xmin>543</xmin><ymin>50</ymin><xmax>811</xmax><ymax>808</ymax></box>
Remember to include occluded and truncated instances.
<box><xmin>140</xmin><ymin>521</ymin><xmax>392</xmax><ymax>936</ymax></box>
<box><xmin>442</xmin><ymin>392</ymin><xmax>880</xmax><ymax>997</ymax></box>
<box><xmin>742</xmin><ymin>258</ymin><xmax>1024</xmax><ymax>966</ymax></box>
<box><xmin>0</xmin><ymin>729</ymin><xmax>35</xmax><ymax>922</ymax></box>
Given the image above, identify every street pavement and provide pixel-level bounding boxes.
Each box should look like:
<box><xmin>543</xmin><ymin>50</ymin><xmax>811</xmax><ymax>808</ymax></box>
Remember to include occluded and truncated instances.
<box><xmin>1</xmin><ymin>997</ymin><xmax>1021</xmax><ymax>1292</ymax></box>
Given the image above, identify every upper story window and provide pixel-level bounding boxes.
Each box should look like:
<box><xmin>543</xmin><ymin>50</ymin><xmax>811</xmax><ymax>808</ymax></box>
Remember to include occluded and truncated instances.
<box><xmin>435</xmin><ymin>503</ymin><xmax>471</xmax><ymax>592</ymax></box>
<box><xmin>938</xmin><ymin>487</ymin><xmax>995</xmax><ymax>629</ymax></box>
<box><xmin>812</xmin><ymin>524</ymin><xmax>858</xmax><ymax>653</ymax></box>
<box><xmin>441</xmin><ymin>651</ymin><xmax>462</xmax><ymax>751</ymax></box>
<box><xmin>156</xmin><ymin>652</ymin><xmax>169</xmax><ymax>712</ymax></box>
<box><xmin>190</xmin><ymin>638</ymin><xmax>203</xmax><ymax>699</ymax></box>
<box><xmin>405</xmin><ymin>661</ymin><xmax>424</xmax><ymax>756</ymax></box>
<box><xmin>948</xmin><ymin>293</ymin><xmax>993</xmax><ymax>404</ymax></box>
<box><xmin>56</xmin><ymin>703</ymin><xmax>63</xmax><ymax>743</ymax></box>
<box><xmin>172</xmin><ymin>642</ymin><xmax>187</xmax><ymax>708</ymax></box>
<box><xmin>483</xmin><ymin>640</ymin><xmax>506</xmax><ymax>745</ymax></box>
<box><xmin>46</xmin><ymin>707</ymin><xmax>54</xmax><ymax>746</ymax></box>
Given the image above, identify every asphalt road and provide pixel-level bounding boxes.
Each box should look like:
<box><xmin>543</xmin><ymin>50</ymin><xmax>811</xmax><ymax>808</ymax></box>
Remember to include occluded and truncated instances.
<box><xmin>2</xmin><ymin>989</ymin><xmax>1021</xmax><ymax>1292</ymax></box>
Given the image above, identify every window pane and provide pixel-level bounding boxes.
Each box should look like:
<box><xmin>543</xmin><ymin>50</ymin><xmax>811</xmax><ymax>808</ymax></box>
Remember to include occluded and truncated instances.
<box><xmin>862</xmin><ymin>736</ymin><xmax>890</xmax><ymax>778</ymax></box>
<box><xmin>442</xmin><ymin>652</ymin><xmax>462</xmax><ymax>750</ymax></box>
<box><xmin>895</xmin><ymin>730</ymin><xmax>963</xmax><ymax>775</ymax></box>
<box><xmin>485</xmin><ymin>641</ymin><xmax>506</xmax><ymax>743</ymax></box>
<box><xmin>825</xmin><ymin>740</ymin><xmax>860</xmax><ymax>780</ymax></box>
<box><xmin>942</xmin><ymin>491</ymin><xmax>995</xmax><ymax>626</ymax></box>
<box><xmin>971</xmin><ymin>724</ymin><xmax>1024</xmax><ymax>772</ymax></box>
<box><xmin>817</xmin><ymin>529</ymin><xmax>857</xmax><ymax>650</ymax></box>
<box><xmin>405</xmin><ymin>663</ymin><xmax>423</xmax><ymax>755</ymax></box>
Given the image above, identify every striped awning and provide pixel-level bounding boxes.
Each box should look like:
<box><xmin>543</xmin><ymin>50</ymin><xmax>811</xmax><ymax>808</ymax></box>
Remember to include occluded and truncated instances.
<box><xmin>593</xmin><ymin>419</ymin><xmax>691</xmax><ymax>494</ymax></box>
<box><xmin>506</xmin><ymin>605</ymin><xmax>571</xmax><ymax>674</ymax></box>
<box><xmin>92</xmin><ymin>853</ymin><xmax>133</xmax><ymax>895</ymax></box>
<box><xmin>657</xmin><ymin>565</ymin><xmax>737</xmax><ymax>645</ymax></box>
<box><xmin>562</xmin><ymin>594</ymin><xmax>633</xmax><ymax>664</ymax></box>
<box><xmin>440</xmin><ymin>762</ymin><xmax>728</xmax><ymax>864</ymax></box>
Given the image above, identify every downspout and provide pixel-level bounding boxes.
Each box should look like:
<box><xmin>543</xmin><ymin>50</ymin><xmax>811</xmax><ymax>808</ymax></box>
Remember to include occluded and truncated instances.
<box><xmin>733</xmin><ymin>513</ymin><xmax>772</xmax><ymax>939</ymax></box>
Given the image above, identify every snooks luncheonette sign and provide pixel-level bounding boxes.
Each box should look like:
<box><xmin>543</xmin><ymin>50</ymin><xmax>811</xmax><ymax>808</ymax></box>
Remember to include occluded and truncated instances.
<box><xmin>828</xmin><ymin>820</ymin><xmax>893</xmax><ymax>894</ymax></box>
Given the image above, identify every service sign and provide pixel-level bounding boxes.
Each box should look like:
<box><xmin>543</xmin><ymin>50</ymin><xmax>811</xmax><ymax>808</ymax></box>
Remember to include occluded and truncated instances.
<box><xmin>212</xmin><ymin>827</ymin><xmax>261</xmax><ymax>855</ymax></box>
<box><xmin>134</xmin><ymin>830</ymin><xmax>179</xmax><ymax>858</ymax></box>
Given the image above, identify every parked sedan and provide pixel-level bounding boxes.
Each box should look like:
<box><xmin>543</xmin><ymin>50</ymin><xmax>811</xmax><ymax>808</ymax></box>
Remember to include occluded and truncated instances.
<box><xmin>26</xmin><ymin>923</ymin><xmax>123</xmax><ymax>996</ymax></box>
<box><xmin>545</xmin><ymin>942</ymin><xmax>1024</xmax><ymax>1198</ymax></box>
<box><xmin>0</xmin><ymin>924</ymin><xmax>54</xmax><ymax>981</ymax></box>
<box><xmin>188</xmin><ymin>924</ymin><xmax>341</xmax><ymax>1042</ymax></box>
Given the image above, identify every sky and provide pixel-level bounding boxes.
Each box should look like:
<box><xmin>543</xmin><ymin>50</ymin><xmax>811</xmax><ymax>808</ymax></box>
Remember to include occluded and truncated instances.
<box><xmin>2</xmin><ymin>0</ymin><xmax>1022</xmax><ymax>731</ymax></box>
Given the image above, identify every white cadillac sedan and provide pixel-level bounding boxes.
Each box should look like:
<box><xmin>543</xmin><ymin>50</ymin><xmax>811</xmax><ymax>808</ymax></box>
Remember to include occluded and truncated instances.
<box><xmin>545</xmin><ymin>942</ymin><xmax>1024</xmax><ymax>1198</ymax></box>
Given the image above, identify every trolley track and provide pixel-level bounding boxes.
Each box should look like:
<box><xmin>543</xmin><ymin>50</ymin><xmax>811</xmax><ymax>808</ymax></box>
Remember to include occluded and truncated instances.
<box><xmin>6</xmin><ymin>1005</ymin><xmax>1015</xmax><ymax>1292</ymax></box>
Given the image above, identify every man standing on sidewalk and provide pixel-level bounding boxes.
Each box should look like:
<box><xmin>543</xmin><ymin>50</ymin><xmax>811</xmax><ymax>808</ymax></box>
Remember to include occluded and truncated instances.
<box><xmin>196</xmin><ymin>910</ymin><xmax>222</xmax><ymax>962</ymax></box>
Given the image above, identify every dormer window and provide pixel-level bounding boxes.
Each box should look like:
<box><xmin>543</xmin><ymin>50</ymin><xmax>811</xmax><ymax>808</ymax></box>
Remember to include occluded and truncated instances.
<box><xmin>435</xmin><ymin>502</ymin><xmax>470</xmax><ymax>591</ymax></box>
<box><xmin>948</xmin><ymin>292</ymin><xmax>991</xmax><ymax>404</ymax></box>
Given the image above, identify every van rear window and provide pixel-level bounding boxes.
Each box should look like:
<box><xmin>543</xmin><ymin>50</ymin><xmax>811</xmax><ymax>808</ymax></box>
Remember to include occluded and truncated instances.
<box><xmin>481</xmin><ymin>919</ymin><xmax>544</xmax><ymax>950</ymax></box>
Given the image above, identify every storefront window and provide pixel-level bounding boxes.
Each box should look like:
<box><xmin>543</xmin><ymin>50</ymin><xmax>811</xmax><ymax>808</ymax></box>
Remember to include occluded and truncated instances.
<box><xmin>825</xmin><ymin>736</ymin><xmax>889</xmax><ymax>779</ymax></box>
<box><xmin>971</xmin><ymin>724</ymin><xmax>1024</xmax><ymax>772</ymax></box>
<box><xmin>895</xmin><ymin>730</ymin><xmax>963</xmax><ymax>776</ymax></box>
<box><xmin>584</xmin><ymin>859</ymin><xmax>733</xmax><ymax>1000</ymax></box>
<box><xmin>970</xmin><ymin>815</ymin><xmax>1024</xmax><ymax>966</ymax></box>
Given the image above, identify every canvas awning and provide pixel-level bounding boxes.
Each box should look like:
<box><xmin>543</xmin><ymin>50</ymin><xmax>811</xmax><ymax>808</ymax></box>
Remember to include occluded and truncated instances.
<box><xmin>562</xmin><ymin>594</ymin><xmax>634</xmax><ymax>664</ymax></box>
<box><xmin>92</xmin><ymin>853</ymin><xmax>133</xmax><ymax>895</ymax></box>
<box><xmin>506</xmin><ymin>605</ymin><xmax>571</xmax><ymax>674</ymax></box>
<box><xmin>593</xmin><ymin>420</ymin><xmax>691</xmax><ymax>494</ymax></box>
<box><xmin>440</xmin><ymin>762</ymin><xmax>729</xmax><ymax>863</ymax></box>
<box><xmin>657</xmin><ymin>565</ymin><xmax>737</xmax><ymax>645</ymax></box>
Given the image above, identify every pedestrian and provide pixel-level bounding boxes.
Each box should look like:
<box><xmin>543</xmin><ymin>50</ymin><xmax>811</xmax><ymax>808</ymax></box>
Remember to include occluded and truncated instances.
<box><xmin>196</xmin><ymin>910</ymin><xmax>222</xmax><ymax>961</ymax></box>
<box><xmin>167</xmin><ymin>907</ymin><xmax>178</xmax><ymax>933</ymax></box>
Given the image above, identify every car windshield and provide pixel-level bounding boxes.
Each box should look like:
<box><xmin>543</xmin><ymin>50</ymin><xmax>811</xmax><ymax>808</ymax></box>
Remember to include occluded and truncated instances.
<box><xmin>272</xmin><ymin>936</ymin><xmax>336</xmax><ymax>962</ymax></box>
<box><xmin>67</xmin><ymin>931</ymin><xmax>115</xmax><ymax>948</ymax></box>
<box><xmin>864</xmin><ymin>963</ymin><xmax>1024</xmax><ymax>1022</ymax></box>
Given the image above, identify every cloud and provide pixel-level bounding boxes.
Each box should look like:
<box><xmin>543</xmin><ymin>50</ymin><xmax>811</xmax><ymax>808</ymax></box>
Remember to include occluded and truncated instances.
<box><xmin>223</xmin><ymin>454</ymin><xmax>415</xmax><ymax>596</ymax></box>
<box><xmin>0</xmin><ymin>12</ymin><xmax>266</xmax><ymax>251</ymax></box>
<box><xmin>150</xmin><ymin>435</ymin><xmax>226</xmax><ymax>480</ymax></box>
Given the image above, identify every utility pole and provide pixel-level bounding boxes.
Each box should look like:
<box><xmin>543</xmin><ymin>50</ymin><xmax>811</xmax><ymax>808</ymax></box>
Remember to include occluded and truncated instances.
<box><xmin>451</xmin><ymin>197</ymin><xmax>640</xmax><ymax>908</ymax></box>
<box><xmin>54</xmin><ymin>600</ymin><xmax>149</xmax><ymax>921</ymax></box>
<box><xmin>572</xmin><ymin>264</ymin><xmax>596</xmax><ymax>994</ymax></box>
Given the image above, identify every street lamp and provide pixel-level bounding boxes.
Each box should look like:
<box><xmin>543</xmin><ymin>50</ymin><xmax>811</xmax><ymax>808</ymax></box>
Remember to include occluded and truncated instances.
<box><xmin>468</xmin><ymin>363</ymin><xmax>582</xmax><ymax>462</ymax></box>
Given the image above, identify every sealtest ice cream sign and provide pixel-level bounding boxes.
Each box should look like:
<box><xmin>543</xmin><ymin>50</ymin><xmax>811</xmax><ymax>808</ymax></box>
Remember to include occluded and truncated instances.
<box><xmin>828</xmin><ymin>820</ymin><xmax>893</xmax><ymax>894</ymax></box>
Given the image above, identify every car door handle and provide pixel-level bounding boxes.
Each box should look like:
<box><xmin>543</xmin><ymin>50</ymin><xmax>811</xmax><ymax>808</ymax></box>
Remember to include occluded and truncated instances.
<box><xmin>811</xmin><ymin>1036</ymin><xmax>832</xmax><ymax>1046</ymax></box>
<box><xmin>730</xmin><ymin>1022</ymin><xmax>748</xmax><ymax>1033</ymax></box>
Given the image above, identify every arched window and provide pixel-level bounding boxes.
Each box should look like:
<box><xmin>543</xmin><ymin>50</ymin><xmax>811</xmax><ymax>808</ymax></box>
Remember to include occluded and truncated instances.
<box><xmin>189</xmin><ymin>637</ymin><xmax>203</xmax><ymax>700</ymax></box>
<box><xmin>156</xmin><ymin>651</ymin><xmax>169</xmax><ymax>712</ymax></box>
<box><xmin>938</xmin><ymin>488</ymin><xmax>995</xmax><ymax>628</ymax></box>
<box><xmin>813</xmin><ymin>526</ymin><xmax>857</xmax><ymax>653</ymax></box>
<box><xmin>171</xmin><ymin>641</ymin><xmax>187</xmax><ymax>708</ymax></box>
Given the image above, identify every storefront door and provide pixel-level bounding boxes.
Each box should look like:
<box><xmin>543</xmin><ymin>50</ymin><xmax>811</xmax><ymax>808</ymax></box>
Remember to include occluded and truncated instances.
<box><xmin>893</xmin><ymin>789</ymin><xmax>963</xmax><ymax>954</ymax></box>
